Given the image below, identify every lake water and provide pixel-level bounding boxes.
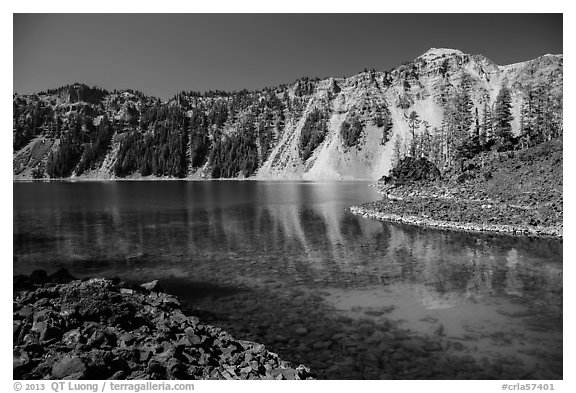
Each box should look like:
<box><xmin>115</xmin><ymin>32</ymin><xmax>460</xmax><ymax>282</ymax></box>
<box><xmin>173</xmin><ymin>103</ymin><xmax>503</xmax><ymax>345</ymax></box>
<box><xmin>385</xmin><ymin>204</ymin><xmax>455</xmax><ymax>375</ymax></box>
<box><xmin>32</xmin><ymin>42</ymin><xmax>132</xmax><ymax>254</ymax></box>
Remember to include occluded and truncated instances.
<box><xmin>13</xmin><ymin>181</ymin><xmax>563</xmax><ymax>379</ymax></box>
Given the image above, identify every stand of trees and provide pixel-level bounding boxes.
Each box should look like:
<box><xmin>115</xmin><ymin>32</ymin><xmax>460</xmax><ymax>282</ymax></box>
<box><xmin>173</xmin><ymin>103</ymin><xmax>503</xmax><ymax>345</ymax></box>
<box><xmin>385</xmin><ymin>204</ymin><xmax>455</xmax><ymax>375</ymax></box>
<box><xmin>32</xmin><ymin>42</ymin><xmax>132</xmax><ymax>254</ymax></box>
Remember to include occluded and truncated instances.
<box><xmin>45</xmin><ymin>115</ymin><xmax>85</xmax><ymax>178</ymax></box>
<box><xmin>373</xmin><ymin>103</ymin><xmax>393</xmax><ymax>145</ymax></box>
<box><xmin>299</xmin><ymin>108</ymin><xmax>329</xmax><ymax>161</ymax></box>
<box><xmin>41</xmin><ymin>84</ymin><xmax>109</xmax><ymax>105</ymax></box>
<box><xmin>76</xmin><ymin>117</ymin><xmax>115</xmax><ymax>175</ymax></box>
<box><xmin>15</xmin><ymin>84</ymin><xmax>295</xmax><ymax>179</ymax></box>
<box><xmin>209</xmin><ymin>117</ymin><xmax>259</xmax><ymax>178</ymax></box>
<box><xmin>113</xmin><ymin>109</ymin><xmax>190</xmax><ymax>178</ymax></box>
<box><xmin>188</xmin><ymin>110</ymin><xmax>211</xmax><ymax>169</ymax></box>
<box><xmin>394</xmin><ymin>83</ymin><xmax>562</xmax><ymax>173</ymax></box>
<box><xmin>15</xmin><ymin>77</ymin><xmax>562</xmax><ymax>180</ymax></box>
<box><xmin>13</xmin><ymin>99</ymin><xmax>55</xmax><ymax>150</ymax></box>
<box><xmin>340</xmin><ymin>115</ymin><xmax>364</xmax><ymax>148</ymax></box>
<box><xmin>519</xmin><ymin>85</ymin><xmax>562</xmax><ymax>148</ymax></box>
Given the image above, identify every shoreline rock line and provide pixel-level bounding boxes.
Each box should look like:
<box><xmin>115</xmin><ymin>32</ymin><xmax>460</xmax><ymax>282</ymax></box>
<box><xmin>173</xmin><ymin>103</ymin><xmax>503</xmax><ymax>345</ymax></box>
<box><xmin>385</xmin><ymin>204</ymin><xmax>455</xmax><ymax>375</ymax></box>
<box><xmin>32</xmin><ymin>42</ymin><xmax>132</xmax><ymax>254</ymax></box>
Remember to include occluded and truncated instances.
<box><xmin>350</xmin><ymin>205</ymin><xmax>562</xmax><ymax>239</ymax></box>
<box><xmin>13</xmin><ymin>269</ymin><xmax>314</xmax><ymax>380</ymax></box>
<box><xmin>363</xmin><ymin>139</ymin><xmax>562</xmax><ymax>239</ymax></box>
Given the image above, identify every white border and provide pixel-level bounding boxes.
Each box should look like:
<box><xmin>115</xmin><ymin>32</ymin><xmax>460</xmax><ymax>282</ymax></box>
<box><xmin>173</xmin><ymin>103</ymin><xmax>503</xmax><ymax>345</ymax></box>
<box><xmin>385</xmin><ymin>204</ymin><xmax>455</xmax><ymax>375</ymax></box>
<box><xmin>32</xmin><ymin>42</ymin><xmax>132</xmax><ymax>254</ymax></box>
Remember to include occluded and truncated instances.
<box><xmin>3</xmin><ymin>4</ymin><xmax>571</xmax><ymax>391</ymax></box>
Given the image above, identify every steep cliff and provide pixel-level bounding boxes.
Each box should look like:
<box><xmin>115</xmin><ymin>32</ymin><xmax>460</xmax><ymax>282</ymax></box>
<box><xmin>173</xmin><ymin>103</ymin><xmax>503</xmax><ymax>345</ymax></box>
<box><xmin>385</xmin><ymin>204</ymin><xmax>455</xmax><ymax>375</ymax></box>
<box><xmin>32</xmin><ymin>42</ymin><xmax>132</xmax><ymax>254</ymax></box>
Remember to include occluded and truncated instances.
<box><xmin>13</xmin><ymin>48</ymin><xmax>563</xmax><ymax>180</ymax></box>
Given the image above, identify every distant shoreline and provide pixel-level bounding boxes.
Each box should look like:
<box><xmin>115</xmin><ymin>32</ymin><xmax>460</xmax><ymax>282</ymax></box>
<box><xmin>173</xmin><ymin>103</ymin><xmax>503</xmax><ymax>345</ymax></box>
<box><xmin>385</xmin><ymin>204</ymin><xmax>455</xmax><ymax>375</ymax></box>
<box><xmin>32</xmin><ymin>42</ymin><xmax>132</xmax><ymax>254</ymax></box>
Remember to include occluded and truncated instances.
<box><xmin>12</xmin><ymin>178</ymin><xmax>377</xmax><ymax>183</ymax></box>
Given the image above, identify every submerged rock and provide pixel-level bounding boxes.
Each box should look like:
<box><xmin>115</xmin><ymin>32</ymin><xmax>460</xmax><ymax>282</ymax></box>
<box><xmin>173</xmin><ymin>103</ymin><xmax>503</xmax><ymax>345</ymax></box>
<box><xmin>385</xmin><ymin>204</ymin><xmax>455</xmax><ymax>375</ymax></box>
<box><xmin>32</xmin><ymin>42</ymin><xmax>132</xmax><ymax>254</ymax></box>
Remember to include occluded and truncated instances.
<box><xmin>140</xmin><ymin>280</ymin><xmax>162</xmax><ymax>292</ymax></box>
<box><xmin>13</xmin><ymin>270</ymin><xmax>314</xmax><ymax>380</ymax></box>
<box><xmin>51</xmin><ymin>355</ymin><xmax>87</xmax><ymax>379</ymax></box>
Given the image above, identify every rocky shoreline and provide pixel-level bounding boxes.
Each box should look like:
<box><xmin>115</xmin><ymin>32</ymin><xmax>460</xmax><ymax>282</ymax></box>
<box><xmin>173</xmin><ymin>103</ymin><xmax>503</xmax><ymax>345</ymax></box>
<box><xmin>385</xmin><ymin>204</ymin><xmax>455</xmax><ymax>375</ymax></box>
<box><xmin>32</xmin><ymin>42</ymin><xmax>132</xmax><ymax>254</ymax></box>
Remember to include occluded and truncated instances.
<box><xmin>355</xmin><ymin>139</ymin><xmax>563</xmax><ymax>239</ymax></box>
<box><xmin>13</xmin><ymin>269</ymin><xmax>313</xmax><ymax>380</ymax></box>
<box><xmin>350</xmin><ymin>204</ymin><xmax>563</xmax><ymax>239</ymax></box>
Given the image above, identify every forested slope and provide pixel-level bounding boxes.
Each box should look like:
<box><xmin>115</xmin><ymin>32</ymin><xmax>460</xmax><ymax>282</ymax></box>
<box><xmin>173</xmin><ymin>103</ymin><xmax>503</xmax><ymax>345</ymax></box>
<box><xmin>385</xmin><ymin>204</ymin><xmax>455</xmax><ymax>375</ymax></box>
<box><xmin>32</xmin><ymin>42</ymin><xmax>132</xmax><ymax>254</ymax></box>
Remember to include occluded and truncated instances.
<box><xmin>13</xmin><ymin>48</ymin><xmax>562</xmax><ymax>181</ymax></box>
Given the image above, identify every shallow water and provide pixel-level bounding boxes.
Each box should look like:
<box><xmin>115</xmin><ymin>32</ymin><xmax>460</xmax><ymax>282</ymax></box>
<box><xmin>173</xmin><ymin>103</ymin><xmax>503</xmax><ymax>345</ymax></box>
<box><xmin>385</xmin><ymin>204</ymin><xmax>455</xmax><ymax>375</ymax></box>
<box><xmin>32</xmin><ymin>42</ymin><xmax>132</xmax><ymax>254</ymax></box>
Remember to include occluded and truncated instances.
<box><xmin>13</xmin><ymin>181</ymin><xmax>563</xmax><ymax>379</ymax></box>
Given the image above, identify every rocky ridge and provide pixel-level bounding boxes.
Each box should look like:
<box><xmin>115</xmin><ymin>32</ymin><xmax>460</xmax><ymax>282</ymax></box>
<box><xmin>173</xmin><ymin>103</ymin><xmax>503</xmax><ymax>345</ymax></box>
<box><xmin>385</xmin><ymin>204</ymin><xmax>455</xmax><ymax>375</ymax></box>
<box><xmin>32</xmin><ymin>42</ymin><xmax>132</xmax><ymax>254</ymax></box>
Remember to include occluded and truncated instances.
<box><xmin>13</xmin><ymin>270</ymin><xmax>313</xmax><ymax>380</ymax></box>
<box><xmin>13</xmin><ymin>48</ymin><xmax>562</xmax><ymax>180</ymax></box>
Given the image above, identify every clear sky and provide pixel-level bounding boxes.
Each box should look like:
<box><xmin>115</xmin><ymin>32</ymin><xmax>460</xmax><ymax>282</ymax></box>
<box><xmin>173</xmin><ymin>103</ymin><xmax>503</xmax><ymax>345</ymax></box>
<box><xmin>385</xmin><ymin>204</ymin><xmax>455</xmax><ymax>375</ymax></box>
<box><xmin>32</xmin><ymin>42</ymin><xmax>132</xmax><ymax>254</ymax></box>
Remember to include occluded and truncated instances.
<box><xmin>13</xmin><ymin>14</ymin><xmax>562</xmax><ymax>100</ymax></box>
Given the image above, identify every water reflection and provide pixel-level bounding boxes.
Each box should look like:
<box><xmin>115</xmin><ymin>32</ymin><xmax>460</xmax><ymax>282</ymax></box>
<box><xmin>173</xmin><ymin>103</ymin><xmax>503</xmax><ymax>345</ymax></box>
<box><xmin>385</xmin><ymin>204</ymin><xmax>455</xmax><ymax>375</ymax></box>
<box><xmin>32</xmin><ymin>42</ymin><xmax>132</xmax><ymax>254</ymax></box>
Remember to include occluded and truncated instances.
<box><xmin>13</xmin><ymin>181</ymin><xmax>562</xmax><ymax>379</ymax></box>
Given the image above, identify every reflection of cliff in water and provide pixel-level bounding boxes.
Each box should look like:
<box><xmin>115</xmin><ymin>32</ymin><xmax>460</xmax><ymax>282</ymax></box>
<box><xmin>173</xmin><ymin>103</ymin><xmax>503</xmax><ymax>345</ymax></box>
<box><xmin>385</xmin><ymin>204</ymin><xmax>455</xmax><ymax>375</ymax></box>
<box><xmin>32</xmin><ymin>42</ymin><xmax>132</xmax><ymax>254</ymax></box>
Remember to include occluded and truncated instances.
<box><xmin>14</xmin><ymin>182</ymin><xmax>562</xmax><ymax>379</ymax></box>
<box><xmin>14</xmin><ymin>184</ymin><xmax>562</xmax><ymax>313</ymax></box>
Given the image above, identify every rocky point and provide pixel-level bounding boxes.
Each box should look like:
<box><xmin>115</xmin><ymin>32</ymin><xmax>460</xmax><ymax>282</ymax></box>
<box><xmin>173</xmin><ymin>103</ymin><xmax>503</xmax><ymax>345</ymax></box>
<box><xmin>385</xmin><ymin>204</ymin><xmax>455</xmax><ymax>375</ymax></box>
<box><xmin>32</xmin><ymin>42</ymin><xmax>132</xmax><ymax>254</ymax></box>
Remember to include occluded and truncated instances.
<box><xmin>13</xmin><ymin>269</ymin><xmax>314</xmax><ymax>380</ymax></box>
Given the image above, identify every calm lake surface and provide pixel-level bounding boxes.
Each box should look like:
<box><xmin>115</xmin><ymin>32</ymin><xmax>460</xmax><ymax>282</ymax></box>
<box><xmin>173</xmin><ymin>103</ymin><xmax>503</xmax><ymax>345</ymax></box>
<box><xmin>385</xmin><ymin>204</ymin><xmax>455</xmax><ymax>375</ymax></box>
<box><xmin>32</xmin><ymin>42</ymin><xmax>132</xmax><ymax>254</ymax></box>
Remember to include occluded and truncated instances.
<box><xmin>13</xmin><ymin>181</ymin><xmax>563</xmax><ymax>379</ymax></box>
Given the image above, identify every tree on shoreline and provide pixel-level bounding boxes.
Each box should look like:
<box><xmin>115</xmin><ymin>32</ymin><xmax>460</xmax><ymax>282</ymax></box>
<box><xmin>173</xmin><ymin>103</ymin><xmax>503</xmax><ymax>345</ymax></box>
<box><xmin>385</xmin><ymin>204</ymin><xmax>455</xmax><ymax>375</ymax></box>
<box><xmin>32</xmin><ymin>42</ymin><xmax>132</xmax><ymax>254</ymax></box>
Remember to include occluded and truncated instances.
<box><xmin>406</xmin><ymin>110</ymin><xmax>421</xmax><ymax>157</ymax></box>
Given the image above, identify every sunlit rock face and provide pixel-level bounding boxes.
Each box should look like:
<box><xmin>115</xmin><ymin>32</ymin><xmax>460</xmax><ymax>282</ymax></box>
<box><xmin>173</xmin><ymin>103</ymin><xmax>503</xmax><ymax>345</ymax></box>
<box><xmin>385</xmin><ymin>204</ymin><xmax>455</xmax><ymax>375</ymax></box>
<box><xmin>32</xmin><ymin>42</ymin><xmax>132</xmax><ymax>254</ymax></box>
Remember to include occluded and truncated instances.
<box><xmin>13</xmin><ymin>49</ymin><xmax>562</xmax><ymax>180</ymax></box>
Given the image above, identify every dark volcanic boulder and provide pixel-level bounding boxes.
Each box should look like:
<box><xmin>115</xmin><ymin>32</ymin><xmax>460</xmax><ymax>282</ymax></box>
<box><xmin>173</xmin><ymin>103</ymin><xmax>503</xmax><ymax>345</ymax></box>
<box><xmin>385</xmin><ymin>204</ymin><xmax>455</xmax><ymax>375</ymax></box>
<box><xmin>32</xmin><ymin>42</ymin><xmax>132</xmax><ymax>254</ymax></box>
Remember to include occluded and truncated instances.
<box><xmin>13</xmin><ymin>274</ymin><xmax>315</xmax><ymax>380</ymax></box>
<box><xmin>378</xmin><ymin>175</ymin><xmax>394</xmax><ymax>185</ymax></box>
<box><xmin>58</xmin><ymin>279</ymin><xmax>124</xmax><ymax>321</ymax></box>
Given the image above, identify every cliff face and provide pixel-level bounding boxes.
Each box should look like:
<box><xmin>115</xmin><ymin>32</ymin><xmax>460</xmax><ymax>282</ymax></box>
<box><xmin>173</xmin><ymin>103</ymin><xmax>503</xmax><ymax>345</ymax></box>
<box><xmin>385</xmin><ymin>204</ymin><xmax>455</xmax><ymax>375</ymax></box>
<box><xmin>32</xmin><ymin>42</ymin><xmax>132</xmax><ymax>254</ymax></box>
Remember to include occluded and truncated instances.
<box><xmin>13</xmin><ymin>48</ymin><xmax>563</xmax><ymax>180</ymax></box>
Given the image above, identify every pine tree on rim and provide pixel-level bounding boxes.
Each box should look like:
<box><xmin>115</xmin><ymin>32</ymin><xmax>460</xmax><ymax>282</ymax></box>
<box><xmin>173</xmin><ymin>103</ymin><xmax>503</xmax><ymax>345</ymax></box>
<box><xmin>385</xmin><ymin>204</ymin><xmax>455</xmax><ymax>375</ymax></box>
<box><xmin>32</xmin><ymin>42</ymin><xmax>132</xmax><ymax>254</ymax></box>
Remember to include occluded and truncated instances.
<box><xmin>493</xmin><ymin>85</ymin><xmax>514</xmax><ymax>151</ymax></box>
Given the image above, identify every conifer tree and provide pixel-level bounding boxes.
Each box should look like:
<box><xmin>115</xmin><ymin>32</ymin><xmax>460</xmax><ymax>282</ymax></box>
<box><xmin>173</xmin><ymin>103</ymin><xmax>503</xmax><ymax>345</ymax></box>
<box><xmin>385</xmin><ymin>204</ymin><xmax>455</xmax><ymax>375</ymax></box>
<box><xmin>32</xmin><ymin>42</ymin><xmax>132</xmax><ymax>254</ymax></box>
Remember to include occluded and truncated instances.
<box><xmin>391</xmin><ymin>134</ymin><xmax>404</xmax><ymax>167</ymax></box>
<box><xmin>493</xmin><ymin>85</ymin><xmax>514</xmax><ymax>151</ymax></box>
<box><xmin>441</xmin><ymin>103</ymin><xmax>457</xmax><ymax>165</ymax></box>
<box><xmin>520</xmin><ymin>89</ymin><xmax>536</xmax><ymax>148</ymax></box>
<box><xmin>445</xmin><ymin>88</ymin><xmax>474</xmax><ymax>156</ymax></box>
<box><xmin>480</xmin><ymin>99</ymin><xmax>493</xmax><ymax>148</ymax></box>
<box><xmin>406</xmin><ymin>110</ymin><xmax>421</xmax><ymax>156</ymax></box>
<box><xmin>418</xmin><ymin>120</ymin><xmax>432</xmax><ymax>159</ymax></box>
<box><xmin>429</xmin><ymin>128</ymin><xmax>445</xmax><ymax>169</ymax></box>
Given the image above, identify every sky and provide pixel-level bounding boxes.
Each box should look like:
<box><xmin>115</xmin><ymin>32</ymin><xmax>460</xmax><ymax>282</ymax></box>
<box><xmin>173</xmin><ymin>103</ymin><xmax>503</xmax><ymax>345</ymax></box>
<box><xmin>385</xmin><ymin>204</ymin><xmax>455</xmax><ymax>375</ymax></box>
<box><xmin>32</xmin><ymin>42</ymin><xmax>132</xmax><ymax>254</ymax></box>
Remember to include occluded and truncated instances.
<box><xmin>13</xmin><ymin>14</ymin><xmax>562</xmax><ymax>100</ymax></box>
